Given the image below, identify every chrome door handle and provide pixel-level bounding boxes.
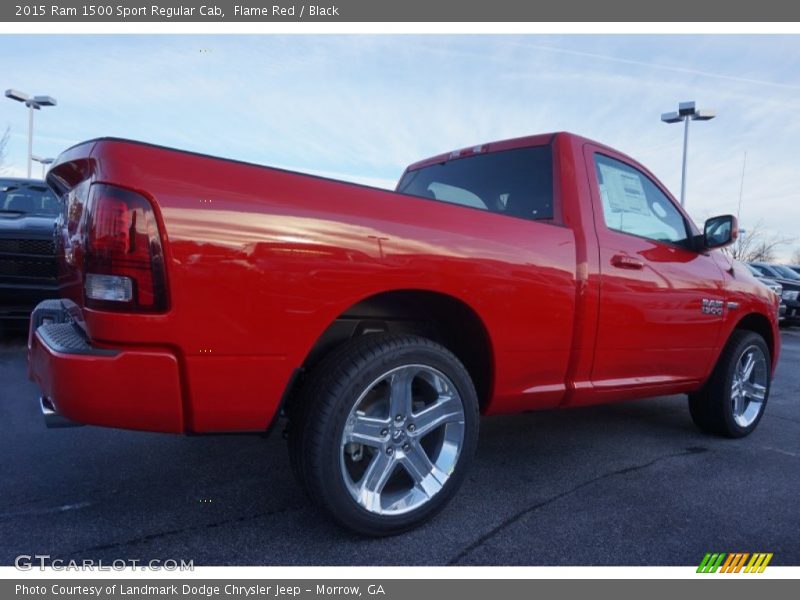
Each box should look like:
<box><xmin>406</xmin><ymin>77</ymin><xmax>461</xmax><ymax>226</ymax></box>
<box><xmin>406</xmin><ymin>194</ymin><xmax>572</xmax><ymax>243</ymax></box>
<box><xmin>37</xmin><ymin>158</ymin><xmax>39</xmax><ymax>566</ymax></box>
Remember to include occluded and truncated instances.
<box><xmin>611</xmin><ymin>254</ymin><xmax>644</xmax><ymax>270</ymax></box>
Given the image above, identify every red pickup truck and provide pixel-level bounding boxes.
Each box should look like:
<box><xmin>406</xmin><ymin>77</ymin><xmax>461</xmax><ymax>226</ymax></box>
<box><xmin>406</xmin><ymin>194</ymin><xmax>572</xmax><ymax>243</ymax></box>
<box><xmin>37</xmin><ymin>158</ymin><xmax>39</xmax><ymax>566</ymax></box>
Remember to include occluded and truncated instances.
<box><xmin>29</xmin><ymin>132</ymin><xmax>780</xmax><ymax>535</ymax></box>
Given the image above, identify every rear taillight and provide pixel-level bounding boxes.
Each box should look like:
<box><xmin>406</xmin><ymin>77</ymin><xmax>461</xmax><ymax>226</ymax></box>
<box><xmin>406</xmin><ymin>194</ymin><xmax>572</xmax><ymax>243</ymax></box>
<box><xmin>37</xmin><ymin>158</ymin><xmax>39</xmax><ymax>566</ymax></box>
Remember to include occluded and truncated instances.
<box><xmin>83</xmin><ymin>184</ymin><xmax>167</xmax><ymax>311</ymax></box>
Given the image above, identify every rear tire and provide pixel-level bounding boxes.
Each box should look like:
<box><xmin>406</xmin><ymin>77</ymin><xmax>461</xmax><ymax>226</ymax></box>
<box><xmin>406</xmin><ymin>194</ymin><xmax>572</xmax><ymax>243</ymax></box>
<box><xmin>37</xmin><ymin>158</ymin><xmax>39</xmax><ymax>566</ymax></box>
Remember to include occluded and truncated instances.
<box><xmin>287</xmin><ymin>334</ymin><xmax>479</xmax><ymax>535</ymax></box>
<box><xmin>688</xmin><ymin>330</ymin><xmax>771</xmax><ymax>438</ymax></box>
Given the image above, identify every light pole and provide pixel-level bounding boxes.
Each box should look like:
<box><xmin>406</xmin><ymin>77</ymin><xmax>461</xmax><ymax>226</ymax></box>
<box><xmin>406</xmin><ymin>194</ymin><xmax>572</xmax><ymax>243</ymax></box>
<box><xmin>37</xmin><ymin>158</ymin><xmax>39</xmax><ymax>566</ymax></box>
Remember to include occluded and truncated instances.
<box><xmin>4</xmin><ymin>89</ymin><xmax>57</xmax><ymax>179</ymax></box>
<box><xmin>31</xmin><ymin>155</ymin><xmax>55</xmax><ymax>179</ymax></box>
<box><xmin>661</xmin><ymin>101</ymin><xmax>715</xmax><ymax>208</ymax></box>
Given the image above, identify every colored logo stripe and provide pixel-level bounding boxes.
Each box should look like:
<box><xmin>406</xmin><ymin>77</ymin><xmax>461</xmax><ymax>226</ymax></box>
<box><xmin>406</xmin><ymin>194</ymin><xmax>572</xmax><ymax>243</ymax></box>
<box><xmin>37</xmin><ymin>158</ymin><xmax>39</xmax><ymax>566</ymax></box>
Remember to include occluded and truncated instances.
<box><xmin>745</xmin><ymin>553</ymin><xmax>773</xmax><ymax>573</ymax></box>
<box><xmin>697</xmin><ymin>553</ymin><xmax>726</xmax><ymax>573</ymax></box>
<box><xmin>719</xmin><ymin>553</ymin><xmax>749</xmax><ymax>573</ymax></box>
<box><xmin>697</xmin><ymin>553</ymin><xmax>773</xmax><ymax>573</ymax></box>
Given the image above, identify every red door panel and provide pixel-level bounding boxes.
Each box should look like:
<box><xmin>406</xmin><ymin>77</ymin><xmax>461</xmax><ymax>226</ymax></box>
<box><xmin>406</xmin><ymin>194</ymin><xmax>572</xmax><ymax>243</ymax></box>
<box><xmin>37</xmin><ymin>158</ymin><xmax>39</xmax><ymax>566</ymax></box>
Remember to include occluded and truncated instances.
<box><xmin>582</xmin><ymin>144</ymin><xmax>725</xmax><ymax>391</ymax></box>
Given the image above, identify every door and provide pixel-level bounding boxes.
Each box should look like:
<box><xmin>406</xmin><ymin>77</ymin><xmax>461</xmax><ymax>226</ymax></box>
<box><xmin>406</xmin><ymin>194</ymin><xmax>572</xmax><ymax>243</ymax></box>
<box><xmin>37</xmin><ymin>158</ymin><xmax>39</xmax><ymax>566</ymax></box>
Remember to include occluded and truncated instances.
<box><xmin>584</xmin><ymin>145</ymin><xmax>725</xmax><ymax>389</ymax></box>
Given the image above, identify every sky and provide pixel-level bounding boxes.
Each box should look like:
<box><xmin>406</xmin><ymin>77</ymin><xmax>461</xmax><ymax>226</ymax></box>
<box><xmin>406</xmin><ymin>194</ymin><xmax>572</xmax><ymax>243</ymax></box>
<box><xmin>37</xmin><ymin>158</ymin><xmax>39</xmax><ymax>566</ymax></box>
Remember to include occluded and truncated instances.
<box><xmin>1</xmin><ymin>34</ymin><xmax>798</xmax><ymax>259</ymax></box>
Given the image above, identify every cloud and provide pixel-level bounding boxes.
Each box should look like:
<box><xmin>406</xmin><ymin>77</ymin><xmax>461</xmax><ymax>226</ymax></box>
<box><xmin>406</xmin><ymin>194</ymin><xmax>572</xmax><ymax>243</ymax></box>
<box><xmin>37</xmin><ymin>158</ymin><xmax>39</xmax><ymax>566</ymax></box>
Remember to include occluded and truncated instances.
<box><xmin>1</xmin><ymin>34</ymin><xmax>798</xmax><ymax>259</ymax></box>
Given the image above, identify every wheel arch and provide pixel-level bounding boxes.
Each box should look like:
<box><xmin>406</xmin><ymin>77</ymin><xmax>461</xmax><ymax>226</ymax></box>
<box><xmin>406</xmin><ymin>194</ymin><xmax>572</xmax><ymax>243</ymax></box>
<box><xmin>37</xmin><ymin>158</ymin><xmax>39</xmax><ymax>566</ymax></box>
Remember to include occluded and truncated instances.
<box><xmin>732</xmin><ymin>312</ymin><xmax>776</xmax><ymax>366</ymax></box>
<box><xmin>286</xmin><ymin>289</ymin><xmax>495</xmax><ymax>415</ymax></box>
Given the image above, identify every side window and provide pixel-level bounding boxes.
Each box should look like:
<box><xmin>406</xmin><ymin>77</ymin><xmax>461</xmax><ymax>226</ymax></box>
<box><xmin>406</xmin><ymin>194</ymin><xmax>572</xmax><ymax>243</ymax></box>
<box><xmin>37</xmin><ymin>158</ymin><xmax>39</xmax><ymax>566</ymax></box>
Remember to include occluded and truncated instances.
<box><xmin>594</xmin><ymin>154</ymin><xmax>688</xmax><ymax>245</ymax></box>
<box><xmin>397</xmin><ymin>146</ymin><xmax>554</xmax><ymax>222</ymax></box>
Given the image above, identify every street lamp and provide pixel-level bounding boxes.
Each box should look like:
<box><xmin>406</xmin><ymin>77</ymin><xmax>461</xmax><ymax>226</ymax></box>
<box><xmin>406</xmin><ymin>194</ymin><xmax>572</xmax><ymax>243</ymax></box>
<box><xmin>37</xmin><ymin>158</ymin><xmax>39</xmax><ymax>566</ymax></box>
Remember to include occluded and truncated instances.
<box><xmin>4</xmin><ymin>89</ymin><xmax>57</xmax><ymax>179</ymax></box>
<box><xmin>661</xmin><ymin>101</ymin><xmax>715</xmax><ymax>208</ymax></box>
<box><xmin>31</xmin><ymin>155</ymin><xmax>55</xmax><ymax>179</ymax></box>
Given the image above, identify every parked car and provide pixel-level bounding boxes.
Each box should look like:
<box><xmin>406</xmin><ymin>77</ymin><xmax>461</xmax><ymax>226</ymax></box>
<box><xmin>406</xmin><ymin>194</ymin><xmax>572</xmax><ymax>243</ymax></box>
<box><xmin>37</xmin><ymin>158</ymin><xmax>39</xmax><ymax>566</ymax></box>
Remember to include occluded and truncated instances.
<box><xmin>770</xmin><ymin>263</ymin><xmax>800</xmax><ymax>283</ymax></box>
<box><xmin>787</xmin><ymin>265</ymin><xmax>800</xmax><ymax>276</ymax></box>
<box><xmin>744</xmin><ymin>264</ymin><xmax>786</xmax><ymax>321</ymax></box>
<box><xmin>0</xmin><ymin>178</ymin><xmax>60</xmax><ymax>328</ymax></box>
<box><xmin>29</xmin><ymin>134</ymin><xmax>780</xmax><ymax>534</ymax></box>
<box><xmin>748</xmin><ymin>262</ymin><xmax>800</xmax><ymax>322</ymax></box>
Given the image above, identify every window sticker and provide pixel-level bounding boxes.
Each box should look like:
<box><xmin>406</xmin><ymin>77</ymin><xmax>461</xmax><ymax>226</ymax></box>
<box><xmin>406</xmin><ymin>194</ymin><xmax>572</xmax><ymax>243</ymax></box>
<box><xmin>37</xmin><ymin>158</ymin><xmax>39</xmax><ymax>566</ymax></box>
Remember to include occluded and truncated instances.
<box><xmin>598</xmin><ymin>164</ymin><xmax>649</xmax><ymax>216</ymax></box>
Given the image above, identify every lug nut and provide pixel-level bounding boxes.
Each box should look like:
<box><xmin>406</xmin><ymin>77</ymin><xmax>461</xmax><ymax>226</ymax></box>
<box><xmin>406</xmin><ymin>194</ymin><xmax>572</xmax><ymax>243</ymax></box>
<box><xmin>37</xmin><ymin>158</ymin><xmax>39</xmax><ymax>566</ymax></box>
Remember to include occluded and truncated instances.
<box><xmin>380</xmin><ymin>428</ymin><xmax>388</xmax><ymax>436</ymax></box>
<box><xmin>407</xmin><ymin>424</ymin><xmax>416</xmax><ymax>432</ymax></box>
<box><xmin>403</xmin><ymin>443</ymin><xmax>410</xmax><ymax>451</ymax></box>
<box><xmin>395</xmin><ymin>414</ymin><xmax>403</xmax><ymax>422</ymax></box>
<box><xmin>386</xmin><ymin>447</ymin><xmax>394</xmax><ymax>456</ymax></box>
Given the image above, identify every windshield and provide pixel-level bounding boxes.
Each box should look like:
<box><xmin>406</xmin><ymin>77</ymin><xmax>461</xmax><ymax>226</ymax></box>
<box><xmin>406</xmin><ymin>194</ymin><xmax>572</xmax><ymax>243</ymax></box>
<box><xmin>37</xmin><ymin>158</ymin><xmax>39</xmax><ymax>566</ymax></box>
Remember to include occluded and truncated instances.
<box><xmin>397</xmin><ymin>146</ymin><xmax>554</xmax><ymax>221</ymax></box>
<box><xmin>750</xmin><ymin>264</ymin><xmax>778</xmax><ymax>278</ymax></box>
<box><xmin>0</xmin><ymin>180</ymin><xmax>60</xmax><ymax>217</ymax></box>
<box><xmin>772</xmin><ymin>264</ymin><xmax>800</xmax><ymax>280</ymax></box>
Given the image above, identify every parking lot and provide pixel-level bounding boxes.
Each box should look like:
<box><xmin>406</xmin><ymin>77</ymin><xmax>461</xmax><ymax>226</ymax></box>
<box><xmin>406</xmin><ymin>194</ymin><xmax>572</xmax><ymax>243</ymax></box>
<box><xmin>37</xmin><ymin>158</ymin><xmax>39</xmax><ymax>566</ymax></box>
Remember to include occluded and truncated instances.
<box><xmin>1</xmin><ymin>328</ymin><xmax>798</xmax><ymax>566</ymax></box>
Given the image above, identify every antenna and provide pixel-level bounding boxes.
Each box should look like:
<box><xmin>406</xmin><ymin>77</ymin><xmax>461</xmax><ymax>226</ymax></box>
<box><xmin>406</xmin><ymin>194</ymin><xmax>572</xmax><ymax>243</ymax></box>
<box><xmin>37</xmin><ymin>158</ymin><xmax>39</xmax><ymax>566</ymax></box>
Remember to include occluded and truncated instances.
<box><xmin>737</xmin><ymin>151</ymin><xmax>747</xmax><ymax>222</ymax></box>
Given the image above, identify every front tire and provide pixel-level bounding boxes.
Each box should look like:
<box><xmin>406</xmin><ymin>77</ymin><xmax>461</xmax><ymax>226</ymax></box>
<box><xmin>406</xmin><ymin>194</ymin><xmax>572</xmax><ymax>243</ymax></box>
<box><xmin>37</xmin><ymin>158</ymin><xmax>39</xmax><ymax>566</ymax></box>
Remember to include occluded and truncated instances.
<box><xmin>688</xmin><ymin>330</ymin><xmax>771</xmax><ymax>438</ymax></box>
<box><xmin>288</xmin><ymin>334</ymin><xmax>479</xmax><ymax>536</ymax></box>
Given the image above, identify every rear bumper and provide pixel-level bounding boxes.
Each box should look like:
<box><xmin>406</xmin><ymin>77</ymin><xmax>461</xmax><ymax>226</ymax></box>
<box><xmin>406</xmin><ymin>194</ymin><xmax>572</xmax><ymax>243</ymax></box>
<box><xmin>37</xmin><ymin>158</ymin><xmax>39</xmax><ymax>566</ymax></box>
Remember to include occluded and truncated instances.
<box><xmin>27</xmin><ymin>301</ymin><xmax>184</xmax><ymax>432</ymax></box>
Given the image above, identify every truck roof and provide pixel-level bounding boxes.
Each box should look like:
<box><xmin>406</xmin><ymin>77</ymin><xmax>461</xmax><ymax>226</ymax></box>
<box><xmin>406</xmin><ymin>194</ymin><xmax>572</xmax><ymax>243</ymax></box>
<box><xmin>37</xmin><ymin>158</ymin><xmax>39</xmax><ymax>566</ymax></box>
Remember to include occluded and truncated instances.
<box><xmin>404</xmin><ymin>131</ymin><xmax>619</xmax><ymax>172</ymax></box>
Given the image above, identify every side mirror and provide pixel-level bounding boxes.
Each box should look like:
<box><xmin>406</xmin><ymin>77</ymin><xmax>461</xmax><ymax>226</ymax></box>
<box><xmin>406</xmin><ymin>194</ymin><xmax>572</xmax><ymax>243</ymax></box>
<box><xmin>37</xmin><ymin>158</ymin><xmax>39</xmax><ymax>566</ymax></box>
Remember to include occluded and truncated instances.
<box><xmin>703</xmin><ymin>214</ymin><xmax>738</xmax><ymax>249</ymax></box>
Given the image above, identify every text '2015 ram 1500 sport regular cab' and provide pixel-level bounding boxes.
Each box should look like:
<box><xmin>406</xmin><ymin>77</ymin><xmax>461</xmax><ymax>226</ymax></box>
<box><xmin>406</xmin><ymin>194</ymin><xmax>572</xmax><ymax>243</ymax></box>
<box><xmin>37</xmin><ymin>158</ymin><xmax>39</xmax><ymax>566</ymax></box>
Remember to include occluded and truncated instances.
<box><xmin>28</xmin><ymin>132</ymin><xmax>780</xmax><ymax>535</ymax></box>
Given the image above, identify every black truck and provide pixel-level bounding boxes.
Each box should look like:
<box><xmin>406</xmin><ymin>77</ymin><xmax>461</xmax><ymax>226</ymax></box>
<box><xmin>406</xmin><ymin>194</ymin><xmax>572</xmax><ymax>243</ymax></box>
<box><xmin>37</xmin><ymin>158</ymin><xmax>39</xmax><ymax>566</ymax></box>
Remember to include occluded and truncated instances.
<box><xmin>0</xmin><ymin>178</ymin><xmax>60</xmax><ymax>329</ymax></box>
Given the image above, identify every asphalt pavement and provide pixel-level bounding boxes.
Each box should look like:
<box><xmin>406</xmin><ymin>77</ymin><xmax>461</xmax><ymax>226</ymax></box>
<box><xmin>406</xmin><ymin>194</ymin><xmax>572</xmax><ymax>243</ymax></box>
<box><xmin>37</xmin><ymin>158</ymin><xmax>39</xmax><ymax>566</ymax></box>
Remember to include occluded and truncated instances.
<box><xmin>1</xmin><ymin>327</ymin><xmax>798</xmax><ymax>566</ymax></box>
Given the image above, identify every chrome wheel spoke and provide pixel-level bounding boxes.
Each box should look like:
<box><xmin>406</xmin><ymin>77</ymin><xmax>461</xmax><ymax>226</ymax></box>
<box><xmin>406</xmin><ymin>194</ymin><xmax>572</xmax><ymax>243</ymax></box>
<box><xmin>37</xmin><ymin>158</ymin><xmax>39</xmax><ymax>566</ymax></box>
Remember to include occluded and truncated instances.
<box><xmin>732</xmin><ymin>388</ymin><xmax>745</xmax><ymax>416</ymax></box>
<box><xmin>357</xmin><ymin>451</ymin><xmax>396</xmax><ymax>513</ymax></box>
<box><xmin>413</xmin><ymin>394</ymin><xmax>464</xmax><ymax>438</ymax></box>
<box><xmin>344</xmin><ymin>414</ymin><xmax>390</xmax><ymax>448</ymax></box>
<box><xmin>388</xmin><ymin>368</ymin><xmax>416</xmax><ymax>418</ymax></box>
<box><xmin>743</xmin><ymin>381</ymin><xmax>766</xmax><ymax>401</ymax></box>
<box><xmin>400</xmin><ymin>445</ymin><xmax>446</xmax><ymax>498</ymax></box>
<box><xmin>741</xmin><ymin>352</ymin><xmax>756</xmax><ymax>380</ymax></box>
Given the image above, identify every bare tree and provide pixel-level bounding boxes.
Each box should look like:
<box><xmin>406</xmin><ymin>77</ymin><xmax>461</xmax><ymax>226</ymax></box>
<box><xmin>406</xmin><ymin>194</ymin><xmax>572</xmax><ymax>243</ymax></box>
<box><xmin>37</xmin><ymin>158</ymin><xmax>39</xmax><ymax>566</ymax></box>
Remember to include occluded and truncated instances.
<box><xmin>0</xmin><ymin>125</ymin><xmax>10</xmax><ymax>173</ymax></box>
<box><xmin>790</xmin><ymin>248</ymin><xmax>800</xmax><ymax>265</ymax></box>
<box><xmin>726</xmin><ymin>221</ymin><xmax>791</xmax><ymax>263</ymax></box>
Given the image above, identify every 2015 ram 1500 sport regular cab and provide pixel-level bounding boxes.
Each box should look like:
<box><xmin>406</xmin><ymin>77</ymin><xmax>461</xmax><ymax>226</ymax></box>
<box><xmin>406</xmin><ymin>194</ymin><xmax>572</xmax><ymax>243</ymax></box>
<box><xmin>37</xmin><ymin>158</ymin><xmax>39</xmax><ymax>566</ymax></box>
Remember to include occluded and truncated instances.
<box><xmin>29</xmin><ymin>132</ymin><xmax>780</xmax><ymax>535</ymax></box>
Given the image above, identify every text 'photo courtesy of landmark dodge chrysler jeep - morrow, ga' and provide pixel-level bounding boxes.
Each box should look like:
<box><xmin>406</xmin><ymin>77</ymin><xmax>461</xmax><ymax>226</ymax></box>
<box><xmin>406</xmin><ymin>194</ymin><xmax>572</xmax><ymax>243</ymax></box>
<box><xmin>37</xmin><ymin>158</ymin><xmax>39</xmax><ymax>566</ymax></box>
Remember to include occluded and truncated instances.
<box><xmin>28</xmin><ymin>132</ymin><xmax>780</xmax><ymax>535</ymax></box>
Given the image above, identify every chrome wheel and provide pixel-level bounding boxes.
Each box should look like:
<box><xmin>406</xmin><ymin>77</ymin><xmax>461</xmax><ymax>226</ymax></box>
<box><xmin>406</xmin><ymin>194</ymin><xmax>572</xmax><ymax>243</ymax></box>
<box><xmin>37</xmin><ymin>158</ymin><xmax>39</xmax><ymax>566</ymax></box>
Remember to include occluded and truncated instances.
<box><xmin>731</xmin><ymin>344</ymin><xmax>768</xmax><ymax>428</ymax></box>
<box><xmin>340</xmin><ymin>364</ymin><xmax>465</xmax><ymax>516</ymax></box>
